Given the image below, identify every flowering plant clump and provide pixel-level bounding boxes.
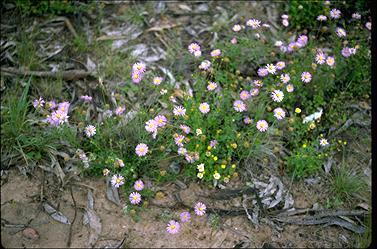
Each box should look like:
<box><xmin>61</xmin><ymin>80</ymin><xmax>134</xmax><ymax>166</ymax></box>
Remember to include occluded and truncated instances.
<box><xmin>11</xmin><ymin>1</ymin><xmax>369</xmax><ymax>228</ymax></box>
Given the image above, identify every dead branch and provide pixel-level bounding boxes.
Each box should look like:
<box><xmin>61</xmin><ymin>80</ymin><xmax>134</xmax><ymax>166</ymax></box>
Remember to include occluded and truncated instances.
<box><xmin>67</xmin><ymin>187</ymin><xmax>78</xmax><ymax>248</ymax></box>
<box><xmin>1</xmin><ymin>67</ymin><xmax>93</xmax><ymax>81</ymax></box>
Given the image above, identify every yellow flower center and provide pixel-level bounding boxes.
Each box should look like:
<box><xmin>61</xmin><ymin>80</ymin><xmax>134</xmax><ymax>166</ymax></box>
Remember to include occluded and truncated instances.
<box><xmin>139</xmin><ymin>148</ymin><xmax>144</xmax><ymax>152</ymax></box>
<box><xmin>260</xmin><ymin>123</ymin><xmax>265</xmax><ymax>128</ymax></box>
<box><xmin>199</xmin><ymin>207</ymin><xmax>203</xmax><ymax>211</ymax></box>
<box><xmin>133</xmin><ymin>195</ymin><xmax>137</xmax><ymax>200</ymax></box>
<box><xmin>171</xmin><ymin>225</ymin><xmax>175</xmax><ymax>229</ymax></box>
<box><xmin>116</xmin><ymin>178</ymin><xmax>121</xmax><ymax>183</ymax></box>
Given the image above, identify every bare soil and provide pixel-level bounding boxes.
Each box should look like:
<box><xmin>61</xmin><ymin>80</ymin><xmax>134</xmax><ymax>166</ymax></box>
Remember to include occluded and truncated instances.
<box><xmin>1</xmin><ymin>169</ymin><xmax>354</xmax><ymax>248</ymax></box>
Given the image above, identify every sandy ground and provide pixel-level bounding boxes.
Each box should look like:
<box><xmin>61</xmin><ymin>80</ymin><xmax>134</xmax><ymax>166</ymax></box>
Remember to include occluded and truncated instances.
<box><xmin>1</xmin><ymin>169</ymin><xmax>354</xmax><ymax>248</ymax></box>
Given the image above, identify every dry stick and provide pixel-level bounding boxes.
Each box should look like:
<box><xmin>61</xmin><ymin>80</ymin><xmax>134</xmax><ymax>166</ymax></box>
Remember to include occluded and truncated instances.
<box><xmin>67</xmin><ymin>187</ymin><xmax>78</xmax><ymax>248</ymax></box>
<box><xmin>1</xmin><ymin>67</ymin><xmax>93</xmax><ymax>81</ymax></box>
<box><xmin>63</xmin><ymin>18</ymin><xmax>78</xmax><ymax>39</ymax></box>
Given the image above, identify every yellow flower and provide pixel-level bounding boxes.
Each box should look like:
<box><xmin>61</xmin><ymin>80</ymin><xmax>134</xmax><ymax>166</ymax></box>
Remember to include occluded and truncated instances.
<box><xmin>206</xmin><ymin>151</ymin><xmax>211</xmax><ymax>157</ymax></box>
<box><xmin>197</xmin><ymin>172</ymin><xmax>204</xmax><ymax>179</ymax></box>
<box><xmin>343</xmin><ymin>141</ymin><xmax>347</xmax><ymax>145</ymax></box>
<box><xmin>216</xmin><ymin>129</ymin><xmax>222</xmax><ymax>134</ymax></box>
<box><xmin>295</xmin><ymin>108</ymin><xmax>301</xmax><ymax>113</ymax></box>
<box><xmin>221</xmin><ymin>164</ymin><xmax>226</xmax><ymax>169</ymax></box>
<box><xmin>302</xmin><ymin>143</ymin><xmax>307</xmax><ymax>148</ymax></box>
<box><xmin>196</xmin><ymin>144</ymin><xmax>200</xmax><ymax>148</ymax></box>
<box><xmin>236</xmin><ymin>133</ymin><xmax>241</xmax><ymax>138</ymax></box>
<box><xmin>224</xmin><ymin>177</ymin><xmax>230</xmax><ymax>183</ymax></box>
<box><xmin>231</xmin><ymin>143</ymin><xmax>237</xmax><ymax>149</ymax></box>
<box><xmin>160</xmin><ymin>170</ymin><xmax>167</xmax><ymax>176</ymax></box>
<box><xmin>213</xmin><ymin>172</ymin><xmax>220</xmax><ymax>180</ymax></box>
<box><xmin>309</xmin><ymin>122</ymin><xmax>316</xmax><ymax>129</ymax></box>
<box><xmin>231</xmin><ymin>164</ymin><xmax>236</xmax><ymax>169</ymax></box>
<box><xmin>213</xmin><ymin>156</ymin><xmax>218</xmax><ymax>161</ymax></box>
<box><xmin>207</xmin><ymin>146</ymin><xmax>212</xmax><ymax>150</ymax></box>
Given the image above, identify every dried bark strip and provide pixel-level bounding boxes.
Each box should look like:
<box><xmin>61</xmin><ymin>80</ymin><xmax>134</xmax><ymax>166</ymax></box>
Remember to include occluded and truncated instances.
<box><xmin>1</xmin><ymin>67</ymin><xmax>93</xmax><ymax>81</ymax></box>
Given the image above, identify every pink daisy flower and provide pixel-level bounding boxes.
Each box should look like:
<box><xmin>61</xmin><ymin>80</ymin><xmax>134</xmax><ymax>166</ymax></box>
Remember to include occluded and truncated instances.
<box><xmin>115</xmin><ymin>106</ymin><xmax>125</xmax><ymax>116</ymax></box>
<box><xmin>210</xmin><ymin>140</ymin><xmax>218</xmax><ymax>149</ymax></box>
<box><xmin>134</xmin><ymin>180</ymin><xmax>144</xmax><ymax>191</ymax></box>
<box><xmin>194</xmin><ymin>202</ymin><xmax>206</xmax><ymax>216</ymax></box>
<box><xmin>185</xmin><ymin>153</ymin><xmax>195</xmax><ymax>163</ymax></box>
<box><xmin>282</xmin><ymin>19</ymin><xmax>289</xmax><ymax>27</ymax></box>
<box><xmin>297</xmin><ymin>35</ymin><xmax>308</xmax><ymax>46</ymax></box>
<box><xmin>336</xmin><ymin>27</ymin><xmax>346</xmax><ymax>37</ymax></box>
<box><xmin>246</xmin><ymin>19</ymin><xmax>261</xmax><ymax>29</ymax></box>
<box><xmin>231</xmin><ymin>37</ymin><xmax>237</xmax><ymax>44</ymax></box>
<box><xmin>178</xmin><ymin>147</ymin><xmax>187</xmax><ymax>155</ymax></box>
<box><xmin>199</xmin><ymin>103</ymin><xmax>210</xmax><ymax>114</ymax></box>
<box><xmin>129</xmin><ymin>192</ymin><xmax>142</xmax><ymax>204</ymax></box>
<box><xmin>207</xmin><ymin>82</ymin><xmax>218</xmax><ymax>91</ymax></box>
<box><xmin>233</xmin><ymin>100</ymin><xmax>246</xmax><ymax>112</ymax></box>
<box><xmin>173</xmin><ymin>106</ymin><xmax>186</xmax><ymax>116</ymax></box>
<box><xmin>315</xmin><ymin>52</ymin><xmax>326</xmax><ymax>64</ymax></box>
<box><xmin>317</xmin><ymin>15</ymin><xmax>327</xmax><ymax>21</ymax></box>
<box><xmin>145</xmin><ymin>119</ymin><xmax>158</xmax><ymax>133</ymax></box>
<box><xmin>133</xmin><ymin>62</ymin><xmax>146</xmax><ymax>74</ymax></box>
<box><xmin>280</xmin><ymin>74</ymin><xmax>290</xmax><ymax>84</ymax></box>
<box><xmin>180</xmin><ymin>124</ymin><xmax>191</xmax><ymax>134</ymax></box>
<box><xmin>84</xmin><ymin>125</ymin><xmax>96</xmax><ymax>137</ymax></box>
<box><xmin>256</xmin><ymin>120</ymin><xmax>269</xmax><ymax>132</ymax></box>
<box><xmin>154</xmin><ymin>115</ymin><xmax>167</xmax><ymax>127</ymax></box>
<box><xmin>166</xmin><ymin>220</ymin><xmax>180</xmax><ymax>234</ymax></box>
<box><xmin>257</xmin><ymin>68</ymin><xmax>268</xmax><ymax>77</ymax></box>
<box><xmin>330</xmin><ymin>9</ymin><xmax>341</xmax><ymax>19</ymax></box>
<box><xmin>265</xmin><ymin>64</ymin><xmax>276</xmax><ymax>74</ymax></box>
<box><xmin>46</xmin><ymin>100</ymin><xmax>57</xmax><ymax>109</ymax></box>
<box><xmin>273</xmin><ymin>108</ymin><xmax>286</xmax><ymax>120</ymax></box>
<box><xmin>57</xmin><ymin>102</ymin><xmax>70</xmax><ymax>113</ymax></box>
<box><xmin>250</xmin><ymin>88</ymin><xmax>260</xmax><ymax>96</ymax></box>
<box><xmin>175</xmin><ymin>134</ymin><xmax>185</xmax><ymax>147</ymax></box>
<box><xmin>193</xmin><ymin>50</ymin><xmax>202</xmax><ymax>57</ymax></box>
<box><xmin>271</xmin><ymin>90</ymin><xmax>284</xmax><ymax>102</ymax></box>
<box><xmin>341</xmin><ymin>47</ymin><xmax>352</xmax><ymax>58</ymax></box>
<box><xmin>131</xmin><ymin>70</ymin><xmax>142</xmax><ymax>84</ymax></box>
<box><xmin>233</xmin><ymin>24</ymin><xmax>242</xmax><ymax>32</ymax></box>
<box><xmin>33</xmin><ymin>97</ymin><xmax>45</xmax><ymax>108</ymax></box>
<box><xmin>240</xmin><ymin>90</ymin><xmax>250</xmax><ymax>100</ymax></box>
<box><xmin>180</xmin><ymin>212</ymin><xmax>191</xmax><ymax>223</ymax></box>
<box><xmin>153</xmin><ymin>77</ymin><xmax>163</xmax><ymax>85</ymax></box>
<box><xmin>188</xmin><ymin>43</ymin><xmax>200</xmax><ymax>54</ymax></box>
<box><xmin>301</xmin><ymin>72</ymin><xmax>312</xmax><ymax>83</ymax></box>
<box><xmin>111</xmin><ymin>174</ymin><xmax>125</xmax><ymax>188</ymax></box>
<box><xmin>244</xmin><ymin>117</ymin><xmax>253</xmax><ymax>124</ymax></box>
<box><xmin>135</xmin><ymin>143</ymin><xmax>148</xmax><ymax>157</ymax></box>
<box><xmin>286</xmin><ymin>84</ymin><xmax>295</xmax><ymax>92</ymax></box>
<box><xmin>275</xmin><ymin>61</ymin><xmax>286</xmax><ymax>70</ymax></box>
<box><xmin>210</xmin><ymin>49</ymin><xmax>221</xmax><ymax>57</ymax></box>
<box><xmin>326</xmin><ymin>56</ymin><xmax>335</xmax><ymax>67</ymax></box>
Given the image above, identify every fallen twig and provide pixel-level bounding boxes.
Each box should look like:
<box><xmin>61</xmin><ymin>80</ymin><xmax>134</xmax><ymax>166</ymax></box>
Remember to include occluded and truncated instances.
<box><xmin>67</xmin><ymin>187</ymin><xmax>77</xmax><ymax>248</ymax></box>
<box><xmin>1</xmin><ymin>67</ymin><xmax>93</xmax><ymax>81</ymax></box>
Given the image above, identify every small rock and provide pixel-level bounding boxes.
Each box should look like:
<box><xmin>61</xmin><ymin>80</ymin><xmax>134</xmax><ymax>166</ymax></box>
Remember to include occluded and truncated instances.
<box><xmin>22</xmin><ymin>227</ymin><xmax>39</xmax><ymax>240</ymax></box>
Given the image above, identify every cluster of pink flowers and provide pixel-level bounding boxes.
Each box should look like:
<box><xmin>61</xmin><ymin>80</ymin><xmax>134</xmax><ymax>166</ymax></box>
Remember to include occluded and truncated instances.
<box><xmin>188</xmin><ymin>42</ymin><xmax>201</xmax><ymax>57</ymax></box>
<box><xmin>341</xmin><ymin>47</ymin><xmax>357</xmax><ymax>58</ymax></box>
<box><xmin>314</xmin><ymin>51</ymin><xmax>336</xmax><ymax>67</ymax></box>
<box><xmin>166</xmin><ymin>202</ymin><xmax>206</xmax><ymax>235</ymax></box>
<box><xmin>145</xmin><ymin>115</ymin><xmax>167</xmax><ymax>138</ymax></box>
<box><xmin>131</xmin><ymin>62</ymin><xmax>146</xmax><ymax>84</ymax></box>
<box><xmin>281</xmin><ymin>14</ymin><xmax>289</xmax><ymax>27</ymax></box>
<box><xmin>42</xmin><ymin>100</ymin><xmax>70</xmax><ymax>126</ymax></box>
